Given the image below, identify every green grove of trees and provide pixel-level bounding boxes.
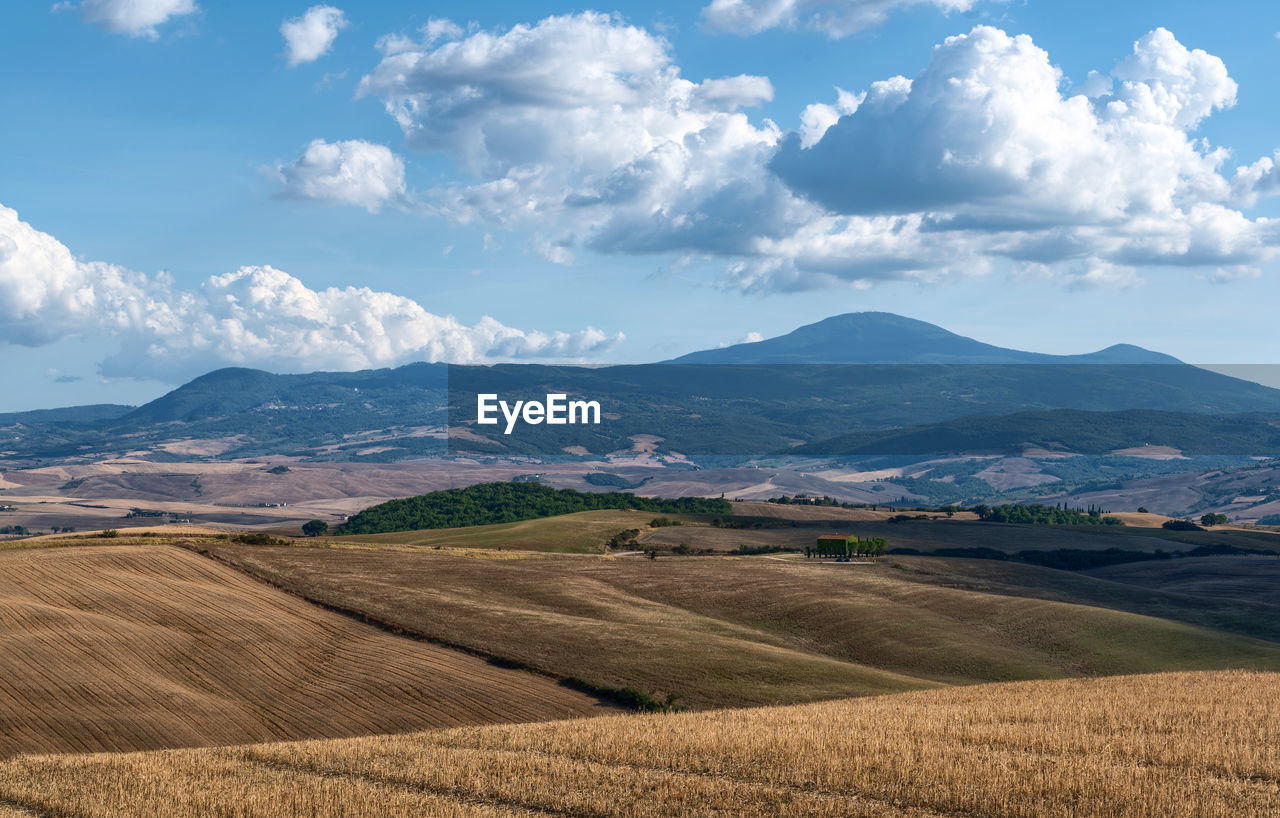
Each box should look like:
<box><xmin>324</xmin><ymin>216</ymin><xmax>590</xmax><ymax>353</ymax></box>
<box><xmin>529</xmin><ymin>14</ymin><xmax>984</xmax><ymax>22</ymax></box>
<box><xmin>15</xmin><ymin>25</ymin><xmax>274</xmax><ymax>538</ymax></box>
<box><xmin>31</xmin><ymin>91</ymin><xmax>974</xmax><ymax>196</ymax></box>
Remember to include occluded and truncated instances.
<box><xmin>336</xmin><ymin>482</ymin><xmax>732</xmax><ymax>535</ymax></box>
<box><xmin>972</xmin><ymin>503</ymin><xmax>1124</xmax><ymax>526</ymax></box>
<box><xmin>807</xmin><ymin>537</ymin><xmax>888</xmax><ymax>559</ymax></box>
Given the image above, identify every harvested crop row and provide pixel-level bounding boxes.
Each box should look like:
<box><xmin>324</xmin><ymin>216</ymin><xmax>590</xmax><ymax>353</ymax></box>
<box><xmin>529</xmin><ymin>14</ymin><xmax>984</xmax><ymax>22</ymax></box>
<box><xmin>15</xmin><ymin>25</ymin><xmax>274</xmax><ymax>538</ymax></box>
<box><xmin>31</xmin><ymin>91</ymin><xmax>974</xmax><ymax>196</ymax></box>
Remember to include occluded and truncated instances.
<box><xmin>1</xmin><ymin>670</ymin><xmax>1277</xmax><ymax>817</ymax></box>
<box><xmin>200</xmin><ymin>543</ymin><xmax>1280</xmax><ymax>708</ymax></box>
<box><xmin>0</xmin><ymin>545</ymin><xmax>608</xmax><ymax>757</ymax></box>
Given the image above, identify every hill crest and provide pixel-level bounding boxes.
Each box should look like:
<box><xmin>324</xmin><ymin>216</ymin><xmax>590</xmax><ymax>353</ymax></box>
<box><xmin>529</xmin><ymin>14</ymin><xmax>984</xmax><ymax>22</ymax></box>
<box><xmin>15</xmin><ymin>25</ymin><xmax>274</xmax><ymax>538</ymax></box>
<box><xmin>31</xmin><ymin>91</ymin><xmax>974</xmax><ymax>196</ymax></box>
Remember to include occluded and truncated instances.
<box><xmin>671</xmin><ymin>312</ymin><xmax>1182</xmax><ymax>365</ymax></box>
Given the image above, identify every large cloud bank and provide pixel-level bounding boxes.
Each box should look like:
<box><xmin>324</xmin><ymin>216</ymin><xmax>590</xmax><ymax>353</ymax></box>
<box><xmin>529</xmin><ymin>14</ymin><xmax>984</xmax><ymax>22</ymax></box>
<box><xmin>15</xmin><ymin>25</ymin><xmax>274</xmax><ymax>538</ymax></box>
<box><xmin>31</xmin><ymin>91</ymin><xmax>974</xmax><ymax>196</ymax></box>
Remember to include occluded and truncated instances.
<box><xmin>0</xmin><ymin>204</ymin><xmax>621</xmax><ymax>381</ymax></box>
<box><xmin>355</xmin><ymin>12</ymin><xmax>805</xmax><ymax>263</ymax></box>
<box><xmin>311</xmin><ymin>15</ymin><xmax>1279</xmax><ymax>292</ymax></box>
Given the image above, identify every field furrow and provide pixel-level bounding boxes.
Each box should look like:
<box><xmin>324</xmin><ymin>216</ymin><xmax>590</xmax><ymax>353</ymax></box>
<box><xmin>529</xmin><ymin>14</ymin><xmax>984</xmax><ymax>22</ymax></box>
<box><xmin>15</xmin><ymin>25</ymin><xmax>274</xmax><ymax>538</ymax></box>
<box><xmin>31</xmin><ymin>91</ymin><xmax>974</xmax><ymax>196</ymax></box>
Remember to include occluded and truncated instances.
<box><xmin>0</xmin><ymin>544</ymin><xmax>610</xmax><ymax>758</ymax></box>
<box><xmin>2</xmin><ymin>671</ymin><xmax>1277</xmax><ymax>816</ymax></box>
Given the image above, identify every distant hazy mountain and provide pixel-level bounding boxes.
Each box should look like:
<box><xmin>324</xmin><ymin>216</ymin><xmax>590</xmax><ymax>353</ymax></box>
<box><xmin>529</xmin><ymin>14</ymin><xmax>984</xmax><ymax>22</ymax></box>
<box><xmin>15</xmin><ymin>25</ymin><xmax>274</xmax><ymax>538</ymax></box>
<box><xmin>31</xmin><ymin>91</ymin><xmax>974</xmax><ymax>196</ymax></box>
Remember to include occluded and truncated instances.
<box><xmin>121</xmin><ymin>364</ymin><xmax>448</xmax><ymax>424</ymax></box>
<box><xmin>670</xmin><ymin>312</ymin><xmax>1182</xmax><ymax>365</ymax></box>
<box><xmin>7</xmin><ymin>313</ymin><xmax>1280</xmax><ymax>464</ymax></box>
<box><xmin>0</xmin><ymin>404</ymin><xmax>135</xmax><ymax>427</ymax></box>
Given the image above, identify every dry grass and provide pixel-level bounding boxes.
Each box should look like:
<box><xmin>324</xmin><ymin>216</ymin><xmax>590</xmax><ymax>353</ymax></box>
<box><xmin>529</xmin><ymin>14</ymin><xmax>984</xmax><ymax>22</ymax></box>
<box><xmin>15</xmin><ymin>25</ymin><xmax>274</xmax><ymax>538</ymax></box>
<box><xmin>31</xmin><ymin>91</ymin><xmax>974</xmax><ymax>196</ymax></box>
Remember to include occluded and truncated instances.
<box><xmin>2</xmin><ymin>670</ymin><xmax>1277</xmax><ymax>816</ymax></box>
<box><xmin>0</xmin><ymin>544</ymin><xmax>608</xmax><ymax>758</ymax></box>
<box><xmin>645</xmin><ymin>514</ymin><xmax>1280</xmax><ymax>556</ymax></box>
<box><xmin>201</xmin><ymin>544</ymin><xmax>932</xmax><ymax>708</ymax></box>
<box><xmin>14</xmin><ymin>525</ymin><xmax>229</xmax><ymax>544</ymax></box>
<box><xmin>328</xmin><ymin>509</ymin><xmax>684</xmax><ymax>553</ymax></box>
<box><xmin>731</xmin><ymin>501</ymin><xmax>899</xmax><ymax>521</ymax></box>
<box><xmin>730</xmin><ymin>501</ymin><xmax>978</xmax><ymax>522</ymax></box>
<box><xmin>1103</xmin><ymin>511</ymin><xmax>1175</xmax><ymax>528</ymax></box>
<box><xmin>200</xmin><ymin>544</ymin><xmax>1280</xmax><ymax>708</ymax></box>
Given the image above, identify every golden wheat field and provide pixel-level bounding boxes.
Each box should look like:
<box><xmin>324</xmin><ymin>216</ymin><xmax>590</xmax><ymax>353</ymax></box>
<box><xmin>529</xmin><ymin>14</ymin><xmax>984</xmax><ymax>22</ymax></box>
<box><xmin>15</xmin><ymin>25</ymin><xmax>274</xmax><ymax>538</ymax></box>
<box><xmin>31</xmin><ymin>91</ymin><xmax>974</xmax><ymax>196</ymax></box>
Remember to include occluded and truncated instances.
<box><xmin>0</xmin><ymin>544</ymin><xmax>608</xmax><ymax>757</ymax></box>
<box><xmin>0</xmin><ymin>670</ymin><xmax>1274</xmax><ymax>816</ymax></box>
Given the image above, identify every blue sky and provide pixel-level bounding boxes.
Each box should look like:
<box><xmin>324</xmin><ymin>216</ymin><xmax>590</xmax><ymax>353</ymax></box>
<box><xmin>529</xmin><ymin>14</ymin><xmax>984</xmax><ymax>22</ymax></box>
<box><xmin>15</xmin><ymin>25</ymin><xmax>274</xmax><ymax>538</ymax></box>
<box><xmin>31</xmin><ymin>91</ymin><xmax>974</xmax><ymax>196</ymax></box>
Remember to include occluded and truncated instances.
<box><xmin>1</xmin><ymin>0</ymin><xmax>1278</xmax><ymax>411</ymax></box>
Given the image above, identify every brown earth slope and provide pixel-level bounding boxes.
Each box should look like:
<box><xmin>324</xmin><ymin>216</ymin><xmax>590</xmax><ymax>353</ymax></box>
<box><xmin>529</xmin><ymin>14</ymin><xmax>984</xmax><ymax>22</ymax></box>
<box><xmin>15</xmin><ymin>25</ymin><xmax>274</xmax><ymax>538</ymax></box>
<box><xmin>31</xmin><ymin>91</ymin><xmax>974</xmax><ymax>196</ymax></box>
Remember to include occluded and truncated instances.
<box><xmin>1086</xmin><ymin>554</ymin><xmax>1280</xmax><ymax>606</ymax></box>
<box><xmin>0</xmin><ymin>545</ymin><xmax>607</xmax><ymax>758</ymax></box>
<box><xmin>198</xmin><ymin>543</ymin><xmax>1280</xmax><ymax>708</ymax></box>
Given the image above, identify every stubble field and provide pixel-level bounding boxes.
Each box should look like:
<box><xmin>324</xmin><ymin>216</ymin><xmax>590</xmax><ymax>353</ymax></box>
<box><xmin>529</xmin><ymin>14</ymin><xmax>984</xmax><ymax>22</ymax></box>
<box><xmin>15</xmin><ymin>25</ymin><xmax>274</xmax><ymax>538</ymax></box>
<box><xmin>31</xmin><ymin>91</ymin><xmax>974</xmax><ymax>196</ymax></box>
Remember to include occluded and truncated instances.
<box><xmin>1</xmin><ymin>670</ymin><xmax>1275</xmax><ymax>817</ymax></box>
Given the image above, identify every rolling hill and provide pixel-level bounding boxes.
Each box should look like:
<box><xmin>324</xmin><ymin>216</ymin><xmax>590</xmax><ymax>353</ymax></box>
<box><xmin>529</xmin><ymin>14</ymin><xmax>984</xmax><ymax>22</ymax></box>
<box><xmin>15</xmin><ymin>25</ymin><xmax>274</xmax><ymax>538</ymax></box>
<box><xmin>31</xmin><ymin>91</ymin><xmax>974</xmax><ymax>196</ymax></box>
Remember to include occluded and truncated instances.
<box><xmin>1086</xmin><ymin>555</ymin><xmax>1280</xmax><ymax>606</ymax></box>
<box><xmin>0</xmin><ymin>543</ymin><xmax>607</xmax><ymax>757</ymax></box>
<box><xmin>200</xmin><ymin>537</ymin><xmax>1280</xmax><ymax>708</ymax></box>
<box><xmin>3</xmin><ymin>670</ymin><xmax>1276</xmax><ymax>817</ymax></box>
<box><xmin>332</xmin><ymin>508</ymin><xmax>694</xmax><ymax>553</ymax></box>
<box><xmin>794</xmin><ymin>408</ymin><xmax>1280</xmax><ymax>455</ymax></box>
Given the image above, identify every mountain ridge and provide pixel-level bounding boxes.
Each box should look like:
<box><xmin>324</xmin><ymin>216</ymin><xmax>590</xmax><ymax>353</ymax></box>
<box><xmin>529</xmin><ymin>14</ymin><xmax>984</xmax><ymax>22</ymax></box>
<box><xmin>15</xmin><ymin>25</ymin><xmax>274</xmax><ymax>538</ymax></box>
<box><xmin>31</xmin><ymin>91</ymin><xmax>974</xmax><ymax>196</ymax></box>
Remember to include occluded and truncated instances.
<box><xmin>5</xmin><ymin>313</ymin><xmax>1279</xmax><ymax>463</ymax></box>
<box><xmin>671</xmin><ymin>312</ymin><xmax>1183</xmax><ymax>365</ymax></box>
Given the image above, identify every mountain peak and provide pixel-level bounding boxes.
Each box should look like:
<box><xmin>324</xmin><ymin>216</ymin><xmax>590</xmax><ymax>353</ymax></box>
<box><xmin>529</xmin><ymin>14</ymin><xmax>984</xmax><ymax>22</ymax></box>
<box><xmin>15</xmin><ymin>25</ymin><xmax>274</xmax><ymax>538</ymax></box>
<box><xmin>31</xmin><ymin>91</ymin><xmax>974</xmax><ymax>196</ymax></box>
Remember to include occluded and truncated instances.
<box><xmin>670</xmin><ymin>312</ymin><xmax>1181</xmax><ymax>365</ymax></box>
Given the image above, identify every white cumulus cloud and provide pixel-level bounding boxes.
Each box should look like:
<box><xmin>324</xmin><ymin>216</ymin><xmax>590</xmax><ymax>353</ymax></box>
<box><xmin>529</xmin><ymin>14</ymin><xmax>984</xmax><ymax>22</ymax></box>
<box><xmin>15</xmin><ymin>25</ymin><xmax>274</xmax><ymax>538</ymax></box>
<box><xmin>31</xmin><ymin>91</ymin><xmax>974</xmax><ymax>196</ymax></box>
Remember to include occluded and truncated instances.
<box><xmin>351</xmin><ymin>15</ymin><xmax>1279</xmax><ymax>294</ymax></box>
<box><xmin>1234</xmin><ymin>151</ymin><xmax>1280</xmax><ymax>206</ymax></box>
<box><xmin>60</xmin><ymin>0</ymin><xmax>198</xmax><ymax>39</ymax></box>
<box><xmin>273</xmin><ymin>139</ymin><xmax>408</xmax><ymax>213</ymax></box>
<box><xmin>702</xmin><ymin>0</ymin><xmax>982</xmax><ymax>38</ymax></box>
<box><xmin>773</xmin><ymin>27</ymin><xmax>1238</xmax><ymax>223</ymax></box>
<box><xmin>0</xmin><ymin>204</ymin><xmax>621</xmax><ymax>381</ymax></box>
<box><xmin>281</xmin><ymin>5</ymin><xmax>348</xmax><ymax>67</ymax></box>
<box><xmin>758</xmin><ymin>25</ymin><xmax>1278</xmax><ymax>289</ymax></box>
<box><xmin>357</xmin><ymin>12</ymin><xmax>805</xmax><ymax>259</ymax></box>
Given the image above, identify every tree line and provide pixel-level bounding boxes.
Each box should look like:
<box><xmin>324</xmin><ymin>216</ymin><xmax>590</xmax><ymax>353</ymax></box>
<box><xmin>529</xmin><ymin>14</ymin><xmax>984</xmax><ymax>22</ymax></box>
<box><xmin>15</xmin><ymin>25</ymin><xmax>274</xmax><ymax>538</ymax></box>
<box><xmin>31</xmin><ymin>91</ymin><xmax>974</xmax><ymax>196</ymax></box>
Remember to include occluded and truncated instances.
<box><xmin>972</xmin><ymin>503</ymin><xmax>1124</xmax><ymax>526</ymax></box>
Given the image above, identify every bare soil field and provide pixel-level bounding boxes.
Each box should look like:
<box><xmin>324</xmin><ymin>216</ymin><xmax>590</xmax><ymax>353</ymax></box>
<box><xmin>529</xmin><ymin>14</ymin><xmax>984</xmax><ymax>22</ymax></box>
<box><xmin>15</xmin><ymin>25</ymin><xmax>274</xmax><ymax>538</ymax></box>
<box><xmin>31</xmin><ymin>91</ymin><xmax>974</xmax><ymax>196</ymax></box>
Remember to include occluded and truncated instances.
<box><xmin>730</xmin><ymin>501</ymin><xmax>978</xmax><ymax>521</ymax></box>
<box><xmin>0</xmin><ymin>544</ymin><xmax>608</xmax><ymax>758</ymax></box>
<box><xmin>633</xmin><ymin>467</ymin><xmax>925</xmax><ymax>503</ymax></box>
<box><xmin>1087</xmin><ymin>555</ymin><xmax>1280</xmax><ymax>606</ymax></box>
<box><xmin>973</xmin><ymin>456</ymin><xmax>1062</xmax><ymax>490</ymax></box>
<box><xmin>887</xmin><ymin>554</ymin><xmax>1280</xmax><ymax>643</ymax></box>
<box><xmin>1</xmin><ymin>670</ymin><xmax>1276</xmax><ymax>817</ymax></box>
<box><xmin>197</xmin><ymin>543</ymin><xmax>1280</xmax><ymax>708</ymax></box>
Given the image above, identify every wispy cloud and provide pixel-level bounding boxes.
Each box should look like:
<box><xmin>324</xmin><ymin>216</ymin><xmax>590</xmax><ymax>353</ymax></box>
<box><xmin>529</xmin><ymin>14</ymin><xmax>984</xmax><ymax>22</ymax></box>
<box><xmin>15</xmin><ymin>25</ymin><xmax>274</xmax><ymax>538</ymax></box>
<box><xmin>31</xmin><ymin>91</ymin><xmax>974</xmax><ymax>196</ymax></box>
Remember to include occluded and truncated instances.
<box><xmin>55</xmin><ymin>0</ymin><xmax>198</xmax><ymax>39</ymax></box>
